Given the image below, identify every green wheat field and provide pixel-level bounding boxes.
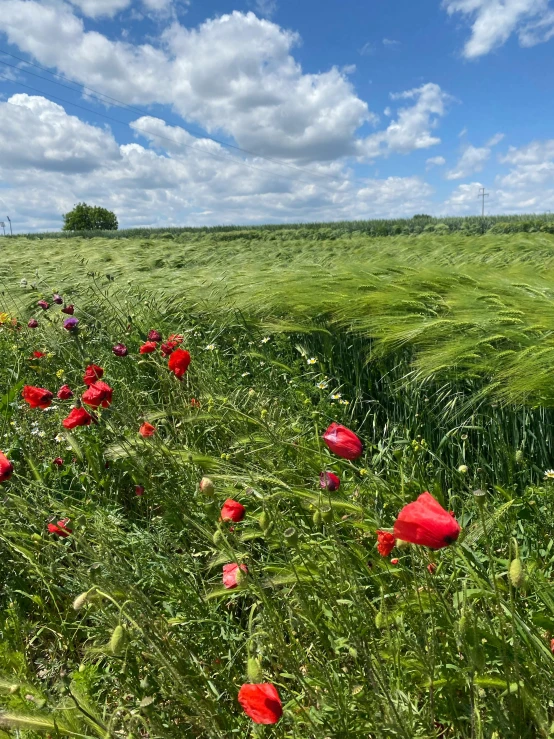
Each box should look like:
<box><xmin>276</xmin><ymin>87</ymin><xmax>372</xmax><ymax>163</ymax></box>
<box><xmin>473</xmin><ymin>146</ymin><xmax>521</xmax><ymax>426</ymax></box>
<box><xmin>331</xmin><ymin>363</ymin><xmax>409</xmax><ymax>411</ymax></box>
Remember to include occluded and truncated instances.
<box><xmin>2</xmin><ymin>216</ymin><xmax>554</xmax><ymax>738</ymax></box>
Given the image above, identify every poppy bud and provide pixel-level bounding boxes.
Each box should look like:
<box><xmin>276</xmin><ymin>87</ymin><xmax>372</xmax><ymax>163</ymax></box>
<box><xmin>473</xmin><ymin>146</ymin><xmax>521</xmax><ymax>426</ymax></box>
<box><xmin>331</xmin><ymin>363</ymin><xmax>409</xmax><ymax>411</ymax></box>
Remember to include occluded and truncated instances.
<box><xmin>321</xmin><ymin>506</ymin><xmax>333</xmax><ymax>523</ymax></box>
<box><xmin>37</xmin><ymin>299</ymin><xmax>49</xmax><ymax>310</ymax></box>
<box><xmin>135</xmin><ymin>485</ymin><xmax>144</xmax><ymax>496</ymax></box>
<box><xmin>213</xmin><ymin>529</ymin><xmax>224</xmax><ymax>546</ymax></box>
<box><xmin>375</xmin><ymin>611</ymin><xmax>384</xmax><ymax>629</ymax></box>
<box><xmin>247</xmin><ymin>657</ymin><xmax>263</xmax><ymax>684</ymax></box>
<box><xmin>283</xmin><ymin>527</ymin><xmax>298</xmax><ymax>547</ymax></box>
<box><xmin>199</xmin><ymin>477</ymin><xmax>215</xmax><ymax>496</ymax></box>
<box><xmin>319</xmin><ymin>471</ymin><xmax>340</xmax><ymax>491</ymax></box>
<box><xmin>509</xmin><ymin>558</ymin><xmax>524</xmax><ymax>588</ymax></box>
<box><xmin>53</xmin><ymin>457</ymin><xmax>64</xmax><ymax>467</ymax></box>
<box><xmin>235</xmin><ymin>567</ymin><xmax>248</xmax><ymax>586</ymax></box>
<box><xmin>390</xmin><ymin>558</ymin><xmax>399</xmax><ymax>565</ymax></box>
<box><xmin>147</xmin><ymin>329</ymin><xmax>162</xmax><ymax>342</ymax></box>
<box><xmin>427</xmin><ymin>562</ymin><xmax>437</xmax><ymax>575</ymax></box>
<box><xmin>515</xmin><ymin>450</ymin><xmax>524</xmax><ymax>464</ymax></box>
<box><xmin>110</xmin><ymin>624</ymin><xmax>126</xmax><ymax>656</ymax></box>
<box><xmin>313</xmin><ymin>509</ymin><xmax>322</xmax><ymax>527</ymax></box>
<box><xmin>72</xmin><ymin>591</ymin><xmax>90</xmax><ymax>610</ymax></box>
<box><xmin>57</xmin><ymin>384</ymin><xmax>73</xmax><ymax>400</ymax></box>
<box><xmin>258</xmin><ymin>511</ymin><xmax>270</xmax><ymax>531</ymax></box>
<box><xmin>112</xmin><ymin>343</ymin><xmax>128</xmax><ymax>357</ymax></box>
<box><xmin>61</xmin><ymin>305</ymin><xmax>75</xmax><ymax>315</ymax></box>
<box><xmin>53</xmin><ymin>294</ymin><xmax>63</xmax><ymax>305</ymax></box>
<box><xmin>376</xmin><ymin>530</ymin><xmax>395</xmax><ymax>556</ymax></box>
<box><xmin>27</xmin><ymin>318</ymin><xmax>39</xmax><ymax>328</ymax></box>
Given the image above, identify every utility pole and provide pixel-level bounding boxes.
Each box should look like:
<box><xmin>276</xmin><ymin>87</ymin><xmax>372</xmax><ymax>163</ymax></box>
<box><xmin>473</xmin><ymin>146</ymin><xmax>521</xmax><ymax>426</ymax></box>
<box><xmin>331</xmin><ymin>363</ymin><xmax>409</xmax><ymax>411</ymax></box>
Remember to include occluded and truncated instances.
<box><xmin>478</xmin><ymin>187</ymin><xmax>488</xmax><ymax>217</ymax></box>
<box><xmin>6</xmin><ymin>216</ymin><xmax>12</xmax><ymax>235</ymax></box>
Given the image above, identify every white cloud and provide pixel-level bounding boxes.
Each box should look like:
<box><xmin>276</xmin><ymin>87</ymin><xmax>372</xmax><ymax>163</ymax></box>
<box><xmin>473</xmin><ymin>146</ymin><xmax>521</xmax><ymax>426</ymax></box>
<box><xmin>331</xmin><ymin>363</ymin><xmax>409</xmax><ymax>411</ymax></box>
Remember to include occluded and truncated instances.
<box><xmin>67</xmin><ymin>0</ymin><xmax>131</xmax><ymax>18</ymax></box>
<box><xmin>361</xmin><ymin>83</ymin><xmax>452</xmax><ymax>158</ymax></box>
<box><xmin>382</xmin><ymin>38</ymin><xmax>400</xmax><ymax>46</ymax></box>
<box><xmin>442</xmin><ymin>181</ymin><xmax>484</xmax><ymax>212</ymax></box>
<box><xmin>0</xmin><ymin>94</ymin><xmax>120</xmax><ymax>172</ymax></box>
<box><xmin>443</xmin><ymin>0</ymin><xmax>554</xmax><ymax>58</ymax></box>
<box><xmin>359</xmin><ymin>41</ymin><xmax>374</xmax><ymax>55</ymax></box>
<box><xmin>251</xmin><ymin>0</ymin><xmax>278</xmax><ymax>18</ymax></box>
<box><xmin>500</xmin><ymin>139</ymin><xmax>554</xmax><ymax>165</ymax></box>
<box><xmin>426</xmin><ymin>156</ymin><xmax>446</xmax><ymax>169</ymax></box>
<box><xmin>0</xmin><ymin>4</ymin><xmax>382</xmax><ymax>164</ymax></box>
<box><xmin>0</xmin><ymin>94</ymin><xmax>436</xmax><ymax>231</ymax></box>
<box><xmin>446</xmin><ymin>133</ymin><xmax>503</xmax><ymax>179</ymax></box>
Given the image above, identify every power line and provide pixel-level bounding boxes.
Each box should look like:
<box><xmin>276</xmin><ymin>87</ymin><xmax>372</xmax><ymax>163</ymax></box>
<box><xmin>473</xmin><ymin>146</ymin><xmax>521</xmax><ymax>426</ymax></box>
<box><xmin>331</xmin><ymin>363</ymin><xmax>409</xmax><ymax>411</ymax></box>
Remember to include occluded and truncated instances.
<box><xmin>0</xmin><ymin>72</ymin><xmax>341</xmax><ymax>196</ymax></box>
<box><xmin>0</xmin><ymin>48</ymin><xmax>348</xmax><ymax>187</ymax></box>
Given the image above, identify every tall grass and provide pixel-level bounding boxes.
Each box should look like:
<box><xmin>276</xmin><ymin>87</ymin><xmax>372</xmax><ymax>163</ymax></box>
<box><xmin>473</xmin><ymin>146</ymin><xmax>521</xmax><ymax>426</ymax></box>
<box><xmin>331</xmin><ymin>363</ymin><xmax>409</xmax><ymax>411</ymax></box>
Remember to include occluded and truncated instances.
<box><xmin>1</xmin><ymin>231</ymin><xmax>554</xmax><ymax>736</ymax></box>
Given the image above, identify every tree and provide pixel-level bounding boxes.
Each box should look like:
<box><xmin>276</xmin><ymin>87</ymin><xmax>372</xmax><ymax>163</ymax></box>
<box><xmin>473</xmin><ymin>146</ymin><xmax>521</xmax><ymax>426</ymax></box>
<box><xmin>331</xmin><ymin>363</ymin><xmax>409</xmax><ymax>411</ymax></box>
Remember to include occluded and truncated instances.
<box><xmin>62</xmin><ymin>203</ymin><xmax>118</xmax><ymax>231</ymax></box>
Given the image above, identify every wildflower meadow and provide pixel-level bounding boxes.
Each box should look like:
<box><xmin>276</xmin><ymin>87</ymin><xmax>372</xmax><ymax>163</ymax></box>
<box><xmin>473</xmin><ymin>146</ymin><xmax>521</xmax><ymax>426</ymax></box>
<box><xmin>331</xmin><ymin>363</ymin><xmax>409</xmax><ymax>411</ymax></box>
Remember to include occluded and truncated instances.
<box><xmin>2</xmin><ymin>220</ymin><xmax>554</xmax><ymax>738</ymax></box>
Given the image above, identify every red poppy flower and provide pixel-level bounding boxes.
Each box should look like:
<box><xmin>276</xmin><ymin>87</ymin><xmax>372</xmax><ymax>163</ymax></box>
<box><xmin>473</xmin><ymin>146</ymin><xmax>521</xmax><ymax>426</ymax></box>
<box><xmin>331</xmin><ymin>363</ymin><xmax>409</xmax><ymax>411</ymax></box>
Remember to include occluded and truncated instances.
<box><xmin>391</xmin><ymin>558</ymin><xmax>400</xmax><ymax>565</ymax></box>
<box><xmin>550</xmin><ymin>638</ymin><xmax>554</xmax><ymax>654</ymax></box>
<box><xmin>168</xmin><ymin>334</ymin><xmax>183</xmax><ymax>344</ymax></box>
<box><xmin>319</xmin><ymin>471</ymin><xmax>340</xmax><ymax>491</ymax></box>
<box><xmin>140</xmin><ymin>341</ymin><xmax>158</xmax><ymax>354</ymax></box>
<box><xmin>222</xmin><ymin>563</ymin><xmax>248</xmax><ymax>589</ymax></box>
<box><xmin>63</xmin><ymin>407</ymin><xmax>95</xmax><ymax>429</ymax></box>
<box><xmin>139</xmin><ymin>422</ymin><xmax>156</xmax><ymax>437</ymax></box>
<box><xmin>22</xmin><ymin>385</ymin><xmax>54</xmax><ymax>409</ymax></box>
<box><xmin>376</xmin><ymin>530</ymin><xmax>396</xmax><ymax>557</ymax></box>
<box><xmin>147</xmin><ymin>329</ymin><xmax>162</xmax><ymax>342</ymax></box>
<box><xmin>112</xmin><ymin>343</ymin><xmax>128</xmax><ymax>357</ymax></box>
<box><xmin>221</xmin><ymin>498</ymin><xmax>245</xmax><ymax>523</ymax></box>
<box><xmin>82</xmin><ymin>381</ymin><xmax>113</xmax><ymax>409</ymax></box>
<box><xmin>238</xmin><ymin>683</ymin><xmax>283</xmax><ymax>725</ymax></box>
<box><xmin>61</xmin><ymin>305</ymin><xmax>75</xmax><ymax>315</ymax></box>
<box><xmin>168</xmin><ymin>348</ymin><xmax>191</xmax><ymax>379</ymax></box>
<box><xmin>37</xmin><ymin>299</ymin><xmax>49</xmax><ymax>310</ymax></box>
<box><xmin>47</xmin><ymin>518</ymin><xmax>72</xmax><ymax>537</ymax></box>
<box><xmin>27</xmin><ymin>318</ymin><xmax>39</xmax><ymax>328</ymax></box>
<box><xmin>135</xmin><ymin>485</ymin><xmax>144</xmax><ymax>496</ymax></box>
<box><xmin>190</xmin><ymin>398</ymin><xmax>200</xmax><ymax>408</ymax></box>
<box><xmin>0</xmin><ymin>451</ymin><xmax>14</xmax><ymax>483</ymax></box>
<box><xmin>57</xmin><ymin>385</ymin><xmax>73</xmax><ymax>400</ymax></box>
<box><xmin>32</xmin><ymin>351</ymin><xmax>46</xmax><ymax>359</ymax></box>
<box><xmin>393</xmin><ymin>492</ymin><xmax>461</xmax><ymax>550</ymax></box>
<box><xmin>322</xmin><ymin>423</ymin><xmax>363</xmax><ymax>460</ymax></box>
<box><xmin>161</xmin><ymin>340</ymin><xmax>179</xmax><ymax>357</ymax></box>
<box><xmin>83</xmin><ymin>364</ymin><xmax>104</xmax><ymax>386</ymax></box>
<box><xmin>53</xmin><ymin>457</ymin><xmax>64</xmax><ymax>467</ymax></box>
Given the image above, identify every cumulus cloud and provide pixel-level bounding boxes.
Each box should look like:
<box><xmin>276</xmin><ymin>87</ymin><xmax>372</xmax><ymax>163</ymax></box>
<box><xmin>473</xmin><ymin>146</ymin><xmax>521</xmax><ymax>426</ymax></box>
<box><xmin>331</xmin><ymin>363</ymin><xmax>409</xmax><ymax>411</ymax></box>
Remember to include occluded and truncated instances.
<box><xmin>67</xmin><ymin>0</ymin><xmax>132</xmax><ymax>18</ymax></box>
<box><xmin>446</xmin><ymin>133</ymin><xmax>503</xmax><ymax>180</ymax></box>
<box><xmin>361</xmin><ymin>83</ymin><xmax>452</xmax><ymax>158</ymax></box>
<box><xmin>443</xmin><ymin>0</ymin><xmax>554</xmax><ymax>58</ymax></box>
<box><xmin>442</xmin><ymin>181</ymin><xmax>484</xmax><ymax>212</ymax></box>
<box><xmin>0</xmin><ymin>94</ymin><xmax>437</xmax><ymax>231</ymax></box>
<box><xmin>426</xmin><ymin>156</ymin><xmax>446</xmax><ymax>169</ymax></box>
<box><xmin>0</xmin><ymin>94</ymin><xmax>120</xmax><ymax>172</ymax></box>
<box><xmin>0</xmin><ymin>4</ymin><xmax>382</xmax><ymax>163</ymax></box>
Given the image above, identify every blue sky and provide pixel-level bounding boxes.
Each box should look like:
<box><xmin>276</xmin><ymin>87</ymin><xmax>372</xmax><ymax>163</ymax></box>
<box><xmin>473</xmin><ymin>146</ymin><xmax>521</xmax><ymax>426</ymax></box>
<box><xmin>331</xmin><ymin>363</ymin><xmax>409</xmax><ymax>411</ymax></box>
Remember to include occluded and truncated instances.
<box><xmin>0</xmin><ymin>0</ymin><xmax>553</xmax><ymax>230</ymax></box>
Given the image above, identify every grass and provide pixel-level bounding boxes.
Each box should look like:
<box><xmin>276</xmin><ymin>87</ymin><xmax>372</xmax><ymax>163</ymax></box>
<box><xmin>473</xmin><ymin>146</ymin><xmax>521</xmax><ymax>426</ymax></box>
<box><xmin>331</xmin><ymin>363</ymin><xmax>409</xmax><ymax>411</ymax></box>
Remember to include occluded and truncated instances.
<box><xmin>1</xmin><ymin>226</ymin><xmax>554</xmax><ymax>737</ymax></box>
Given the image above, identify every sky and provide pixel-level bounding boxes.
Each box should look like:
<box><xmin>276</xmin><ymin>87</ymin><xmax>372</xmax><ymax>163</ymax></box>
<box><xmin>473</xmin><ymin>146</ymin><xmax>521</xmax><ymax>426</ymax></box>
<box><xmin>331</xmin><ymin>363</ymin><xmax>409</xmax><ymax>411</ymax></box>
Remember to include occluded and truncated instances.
<box><xmin>0</xmin><ymin>0</ymin><xmax>553</xmax><ymax>231</ymax></box>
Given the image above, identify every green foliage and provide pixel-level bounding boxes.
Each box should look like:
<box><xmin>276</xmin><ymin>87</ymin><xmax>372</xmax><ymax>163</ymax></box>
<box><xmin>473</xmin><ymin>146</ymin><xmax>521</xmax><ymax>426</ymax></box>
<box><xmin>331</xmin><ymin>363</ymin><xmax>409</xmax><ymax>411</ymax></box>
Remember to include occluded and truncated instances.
<box><xmin>62</xmin><ymin>203</ymin><xmax>118</xmax><ymax>232</ymax></box>
<box><xmin>2</xmin><ymin>230</ymin><xmax>554</xmax><ymax>736</ymax></box>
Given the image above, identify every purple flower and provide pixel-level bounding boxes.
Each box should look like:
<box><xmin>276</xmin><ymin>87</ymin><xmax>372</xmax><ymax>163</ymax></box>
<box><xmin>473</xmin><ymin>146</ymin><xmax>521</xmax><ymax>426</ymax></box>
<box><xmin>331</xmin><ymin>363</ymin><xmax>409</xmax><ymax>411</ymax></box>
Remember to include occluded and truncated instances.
<box><xmin>53</xmin><ymin>294</ymin><xmax>63</xmax><ymax>305</ymax></box>
<box><xmin>112</xmin><ymin>343</ymin><xmax>128</xmax><ymax>357</ymax></box>
<box><xmin>63</xmin><ymin>317</ymin><xmax>79</xmax><ymax>331</ymax></box>
<box><xmin>28</xmin><ymin>318</ymin><xmax>39</xmax><ymax>328</ymax></box>
<box><xmin>37</xmin><ymin>300</ymin><xmax>49</xmax><ymax>310</ymax></box>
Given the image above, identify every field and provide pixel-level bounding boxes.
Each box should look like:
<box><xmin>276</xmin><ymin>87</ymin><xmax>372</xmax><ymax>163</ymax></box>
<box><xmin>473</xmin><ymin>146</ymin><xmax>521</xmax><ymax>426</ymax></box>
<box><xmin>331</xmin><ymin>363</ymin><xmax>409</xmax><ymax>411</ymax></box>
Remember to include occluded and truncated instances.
<box><xmin>2</xmin><ymin>219</ymin><xmax>554</xmax><ymax>738</ymax></box>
